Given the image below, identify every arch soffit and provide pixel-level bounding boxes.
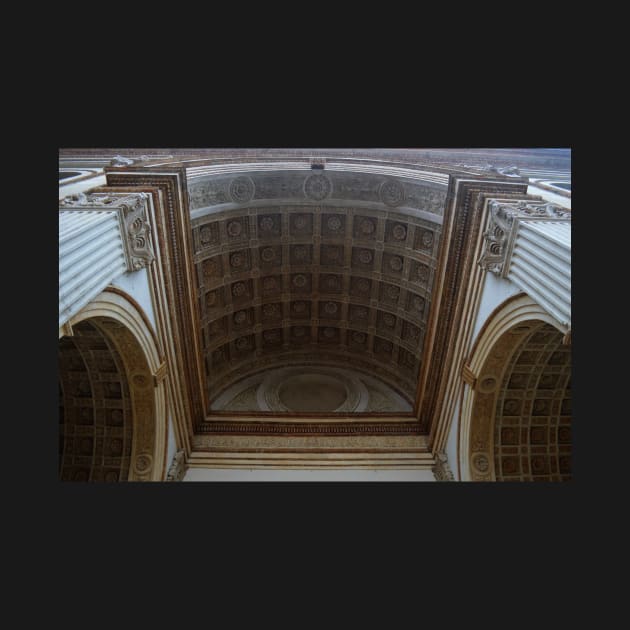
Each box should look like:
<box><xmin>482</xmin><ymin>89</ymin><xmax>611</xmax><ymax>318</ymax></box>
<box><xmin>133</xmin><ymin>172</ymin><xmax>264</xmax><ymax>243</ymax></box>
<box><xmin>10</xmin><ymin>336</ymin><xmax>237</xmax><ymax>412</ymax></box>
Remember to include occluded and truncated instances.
<box><xmin>459</xmin><ymin>293</ymin><xmax>566</xmax><ymax>481</ymax></box>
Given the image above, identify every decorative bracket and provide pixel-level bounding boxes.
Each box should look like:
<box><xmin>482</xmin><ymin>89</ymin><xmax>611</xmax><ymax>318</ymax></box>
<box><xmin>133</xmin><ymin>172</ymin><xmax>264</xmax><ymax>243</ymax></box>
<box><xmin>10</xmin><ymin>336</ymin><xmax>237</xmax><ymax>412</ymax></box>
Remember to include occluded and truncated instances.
<box><xmin>432</xmin><ymin>452</ymin><xmax>455</xmax><ymax>481</ymax></box>
<box><xmin>478</xmin><ymin>199</ymin><xmax>571</xmax><ymax>276</ymax></box>
<box><xmin>166</xmin><ymin>449</ymin><xmax>187</xmax><ymax>481</ymax></box>
<box><xmin>60</xmin><ymin>192</ymin><xmax>155</xmax><ymax>271</ymax></box>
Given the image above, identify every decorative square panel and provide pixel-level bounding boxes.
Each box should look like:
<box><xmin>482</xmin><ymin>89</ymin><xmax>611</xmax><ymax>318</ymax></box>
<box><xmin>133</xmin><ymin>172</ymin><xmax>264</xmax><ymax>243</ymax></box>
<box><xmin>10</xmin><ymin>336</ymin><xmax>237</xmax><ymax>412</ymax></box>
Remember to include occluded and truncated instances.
<box><xmin>381</xmin><ymin>252</ymin><xmax>404</xmax><ymax>277</ymax></box>
<box><xmin>401</xmin><ymin>321</ymin><xmax>422</xmax><ymax>347</ymax></box>
<box><xmin>318</xmin><ymin>326</ymin><xmax>340</xmax><ymax>344</ymax></box>
<box><xmin>508</xmin><ymin>372</ymin><xmax>529</xmax><ymax>390</ymax></box>
<box><xmin>259</xmin><ymin>245</ymin><xmax>282</xmax><ymax>269</ymax></box>
<box><xmin>532</xmin><ymin>399</ymin><xmax>551</xmax><ymax>416</ymax></box>
<box><xmin>349</xmin><ymin>276</ymin><xmax>372</xmax><ymax>300</ymax></box>
<box><xmin>384</xmin><ymin>220</ymin><xmax>409</xmax><ymax>244</ymax></box>
<box><xmin>501</xmin><ymin>427</ymin><xmax>519</xmax><ymax>445</ymax></box>
<box><xmin>205</xmin><ymin>286</ymin><xmax>225</xmax><ymax>313</ymax></box>
<box><xmin>259</xmin><ymin>275</ymin><xmax>282</xmax><ymax>297</ymax></box>
<box><xmin>373</xmin><ymin>337</ymin><xmax>393</xmax><ymax>359</ymax></box>
<box><xmin>233</xmin><ymin>334</ymin><xmax>256</xmax><ymax>356</ymax></box>
<box><xmin>290</xmin><ymin>300</ymin><xmax>311</xmax><ymax>319</ymax></box>
<box><xmin>228</xmin><ymin>249</ymin><xmax>251</xmax><ymax>273</ymax></box>
<box><xmin>320</xmin><ymin>244</ymin><xmax>344</xmax><ymax>267</ymax></box>
<box><xmin>321</xmin><ymin>213</ymin><xmax>346</xmax><ymax>237</ymax></box>
<box><xmin>319</xmin><ymin>274</ymin><xmax>343</xmax><ymax>294</ymax></box>
<box><xmin>257</xmin><ymin>213</ymin><xmax>282</xmax><ymax>238</ymax></box>
<box><xmin>376</xmin><ymin>310</ymin><xmax>397</xmax><ymax>332</ymax></box>
<box><xmin>290</xmin><ymin>244</ymin><xmax>313</xmax><ymax>265</ymax></box>
<box><xmin>501</xmin><ymin>456</ymin><xmax>520</xmax><ymax>475</ymax></box>
<box><xmin>208</xmin><ymin>316</ymin><xmax>228</xmax><ymax>341</ymax></box>
<box><xmin>409</xmin><ymin>260</ymin><xmax>430</xmax><ymax>287</ymax></box>
<box><xmin>225</xmin><ymin>217</ymin><xmax>250</xmax><ymax>241</ymax></box>
<box><xmin>379</xmin><ymin>282</ymin><xmax>400</xmax><ymax>306</ymax></box>
<box><xmin>211</xmin><ymin>344</ymin><xmax>230</xmax><ymax>370</ymax></box>
<box><xmin>348</xmin><ymin>329</ymin><xmax>368</xmax><ymax>350</ymax></box>
<box><xmin>351</xmin><ymin>247</ymin><xmax>375</xmax><ymax>271</ymax></box>
<box><xmin>290</xmin><ymin>273</ymin><xmax>312</xmax><ymax>293</ymax></box>
<box><xmin>530</xmin><ymin>456</ymin><xmax>549</xmax><ymax>475</ymax></box>
<box><xmin>538</xmin><ymin>373</ymin><xmax>559</xmax><ymax>389</ymax></box>
<box><xmin>232</xmin><ymin>308</ymin><xmax>254</xmax><ymax>330</ymax></box>
<box><xmin>230</xmin><ymin>279</ymin><xmax>254</xmax><ymax>304</ymax></box>
<box><xmin>262</xmin><ymin>328</ymin><xmax>283</xmax><ymax>349</ymax></box>
<box><xmin>261</xmin><ymin>302</ymin><xmax>283</xmax><ymax>323</ymax></box>
<box><xmin>530</xmin><ymin>426</ymin><xmax>548</xmax><ymax>444</ymax></box>
<box><xmin>405</xmin><ymin>292</ymin><xmax>426</xmax><ymax>318</ymax></box>
<box><xmin>290</xmin><ymin>325</ymin><xmax>311</xmax><ymax>344</ymax></box>
<box><xmin>414</xmin><ymin>226</ymin><xmax>435</xmax><ymax>252</ymax></box>
<box><xmin>202</xmin><ymin>255</ymin><xmax>224</xmax><ymax>282</ymax></box>
<box><xmin>502</xmin><ymin>399</ymin><xmax>522</xmax><ymax>415</ymax></box>
<box><xmin>290</xmin><ymin>213</ymin><xmax>313</xmax><ymax>236</ymax></box>
<box><xmin>198</xmin><ymin>222</ymin><xmax>220</xmax><ymax>248</ymax></box>
<box><xmin>319</xmin><ymin>300</ymin><xmax>342</xmax><ymax>320</ymax></box>
<box><xmin>348</xmin><ymin>304</ymin><xmax>370</xmax><ymax>327</ymax></box>
<box><xmin>397</xmin><ymin>348</ymin><xmax>418</xmax><ymax>376</ymax></box>
<box><xmin>353</xmin><ymin>215</ymin><xmax>378</xmax><ymax>240</ymax></box>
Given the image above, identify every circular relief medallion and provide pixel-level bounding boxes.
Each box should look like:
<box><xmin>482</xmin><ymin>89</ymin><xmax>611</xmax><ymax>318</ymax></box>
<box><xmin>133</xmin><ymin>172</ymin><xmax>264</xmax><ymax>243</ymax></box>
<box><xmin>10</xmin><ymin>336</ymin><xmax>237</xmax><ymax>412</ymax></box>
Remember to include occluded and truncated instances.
<box><xmin>323</xmin><ymin>327</ymin><xmax>336</xmax><ymax>339</ymax></box>
<box><xmin>132</xmin><ymin>374</ymin><xmax>148</xmax><ymax>387</ymax></box>
<box><xmin>261</xmin><ymin>247</ymin><xmax>276</xmax><ymax>263</ymax></box>
<box><xmin>263</xmin><ymin>303</ymin><xmax>280</xmax><ymax>318</ymax></box>
<box><xmin>324</xmin><ymin>302</ymin><xmax>338</xmax><ymax>315</ymax></box>
<box><xmin>206</xmin><ymin>291</ymin><xmax>217</xmax><ymax>306</ymax></box>
<box><xmin>235</xmin><ymin>337</ymin><xmax>251</xmax><ymax>351</ymax></box>
<box><xmin>389</xmin><ymin>256</ymin><xmax>403</xmax><ymax>271</ymax></box>
<box><xmin>227</xmin><ymin>220</ymin><xmax>243</xmax><ymax>237</ymax></box>
<box><xmin>263</xmin><ymin>277</ymin><xmax>279</xmax><ymax>291</ymax></box>
<box><xmin>230</xmin><ymin>252</ymin><xmax>244</xmax><ymax>268</ymax></box>
<box><xmin>358</xmin><ymin>249</ymin><xmax>373</xmax><ymax>264</ymax></box>
<box><xmin>327</xmin><ymin>215</ymin><xmax>342</xmax><ymax>232</ymax></box>
<box><xmin>472</xmin><ymin>453</ymin><xmax>490</xmax><ymax>473</ymax></box>
<box><xmin>380</xmin><ymin>179</ymin><xmax>405</xmax><ymax>207</ymax></box>
<box><xmin>293</xmin><ymin>215</ymin><xmax>308</xmax><ymax>230</ymax></box>
<box><xmin>232</xmin><ymin>282</ymin><xmax>246</xmax><ymax>297</ymax></box>
<box><xmin>293</xmin><ymin>245</ymin><xmax>308</xmax><ymax>261</ymax></box>
<box><xmin>416</xmin><ymin>265</ymin><xmax>429</xmax><ymax>282</ymax></box>
<box><xmin>392</xmin><ymin>224</ymin><xmax>407</xmax><ymax>240</ymax></box>
<box><xmin>233</xmin><ymin>310</ymin><xmax>247</xmax><ymax>325</ymax></box>
<box><xmin>421</xmin><ymin>230</ymin><xmax>434</xmax><ymax>248</ymax></box>
<box><xmin>134</xmin><ymin>453</ymin><xmax>153</xmax><ymax>474</ymax></box>
<box><xmin>229</xmin><ymin>176</ymin><xmax>255</xmax><ymax>203</ymax></box>
<box><xmin>259</xmin><ymin>216</ymin><xmax>275</xmax><ymax>232</ymax></box>
<box><xmin>204</xmin><ymin>260</ymin><xmax>218</xmax><ymax>276</ymax></box>
<box><xmin>110</xmin><ymin>439</ymin><xmax>123</xmax><ymax>455</ymax></box>
<box><xmin>356</xmin><ymin>278</ymin><xmax>370</xmax><ymax>293</ymax></box>
<box><xmin>292</xmin><ymin>274</ymin><xmax>307</xmax><ymax>288</ymax></box>
<box><xmin>413</xmin><ymin>296</ymin><xmax>425</xmax><ymax>312</ymax></box>
<box><xmin>383</xmin><ymin>313</ymin><xmax>395</xmax><ymax>327</ymax></box>
<box><xmin>354</xmin><ymin>306</ymin><xmax>368</xmax><ymax>319</ymax></box>
<box><xmin>200</xmin><ymin>225</ymin><xmax>213</xmax><ymax>244</ymax></box>
<box><xmin>292</xmin><ymin>301</ymin><xmax>307</xmax><ymax>313</ymax></box>
<box><xmin>386</xmin><ymin>285</ymin><xmax>400</xmax><ymax>300</ymax></box>
<box><xmin>478</xmin><ymin>376</ymin><xmax>497</xmax><ymax>393</ymax></box>
<box><xmin>360</xmin><ymin>218</ymin><xmax>376</xmax><ymax>235</ymax></box>
<box><xmin>352</xmin><ymin>331</ymin><xmax>366</xmax><ymax>344</ymax></box>
<box><xmin>293</xmin><ymin>326</ymin><xmax>306</xmax><ymax>337</ymax></box>
<box><xmin>378</xmin><ymin>340</ymin><xmax>393</xmax><ymax>353</ymax></box>
<box><xmin>304</xmin><ymin>173</ymin><xmax>332</xmax><ymax>200</ymax></box>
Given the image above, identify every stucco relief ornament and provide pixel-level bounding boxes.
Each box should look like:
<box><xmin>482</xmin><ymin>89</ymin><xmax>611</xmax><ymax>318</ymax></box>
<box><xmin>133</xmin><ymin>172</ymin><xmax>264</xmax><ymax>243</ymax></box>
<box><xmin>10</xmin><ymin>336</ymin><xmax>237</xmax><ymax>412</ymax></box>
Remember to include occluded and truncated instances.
<box><xmin>358</xmin><ymin>250</ymin><xmax>373</xmax><ymax>264</ymax></box>
<box><xmin>379</xmin><ymin>179</ymin><xmax>405</xmax><ymax>207</ymax></box>
<box><xmin>230</xmin><ymin>252</ymin><xmax>245</xmax><ymax>268</ymax></box>
<box><xmin>324</xmin><ymin>302</ymin><xmax>338</xmax><ymax>315</ymax></box>
<box><xmin>327</xmin><ymin>216</ymin><xmax>342</xmax><ymax>232</ymax></box>
<box><xmin>166</xmin><ymin>449</ymin><xmax>186</xmax><ymax>481</ymax></box>
<box><xmin>352</xmin><ymin>332</ymin><xmax>366</xmax><ymax>344</ymax></box>
<box><xmin>227</xmin><ymin>220</ymin><xmax>243</xmax><ymax>237</ymax></box>
<box><xmin>233</xmin><ymin>310</ymin><xmax>247</xmax><ymax>324</ymax></box>
<box><xmin>293</xmin><ymin>246</ymin><xmax>308</xmax><ymax>261</ymax></box>
<box><xmin>360</xmin><ymin>219</ymin><xmax>376</xmax><ymax>235</ymax></box>
<box><xmin>261</xmin><ymin>247</ymin><xmax>276</xmax><ymax>262</ymax></box>
<box><xmin>263</xmin><ymin>303</ymin><xmax>280</xmax><ymax>318</ymax></box>
<box><xmin>110</xmin><ymin>155</ymin><xmax>135</xmax><ymax>166</ymax></box>
<box><xmin>293</xmin><ymin>274</ymin><xmax>307</xmax><ymax>288</ymax></box>
<box><xmin>389</xmin><ymin>256</ymin><xmax>403</xmax><ymax>271</ymax></box>
<box><xmin>294</xmin><ymin>215</ymin><xmax>308</xmax><ymax>230</ymax></box>
<box><xmin>236</xmin><ymin>337</ymin><xmax>251</xmax><ymax>350</ymax></box>
<box><xmin>392</xmin><ymin>224</ymin><xmax>407</xmax><ymax>240</ymax></box>
<box><xmin>323</xmin><ymin>327</ymin><xmax>336</xmax><ymax>339</ymax></box>
<box><xmin>304</xmin><ymin>173</ymin><xmax>332</xmax><ymax>200</ymax></box>
<box><xmin>259</xmin><ymin>216</ymin><xmax>275</xmax><ymax>232</ymax></box>
<box><xmin>232</xmin><ymin>282</ymin><xmax>247</xmax><ymax>297</ymax></box>
<box><xmin>229</xmin><ymin>176</ymin><xmax>255</xmax><ymax>203</ymax></box>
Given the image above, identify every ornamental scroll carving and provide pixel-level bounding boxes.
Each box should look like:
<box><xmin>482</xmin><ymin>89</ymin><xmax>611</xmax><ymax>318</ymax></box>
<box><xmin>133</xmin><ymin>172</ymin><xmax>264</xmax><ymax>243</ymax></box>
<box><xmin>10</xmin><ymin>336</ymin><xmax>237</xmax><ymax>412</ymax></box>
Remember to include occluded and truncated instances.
<box><xmin>166</xmin><ymin>449</ymin><xmax>187</xmax><ymax>481</ymax></box>
<box><xmin>432</xmin><ymin>452</ymin><xmax>455</xmax><ymax>481</ymax></box>
<box><xmin>60</xmin><ymin>192</ymin><xmax>155</xmax><ymax>271</ymax></box>
<box><xmin>478</xmin><ymin>199</ymin><xmax>571</xmax><ymax>276</ymax></box>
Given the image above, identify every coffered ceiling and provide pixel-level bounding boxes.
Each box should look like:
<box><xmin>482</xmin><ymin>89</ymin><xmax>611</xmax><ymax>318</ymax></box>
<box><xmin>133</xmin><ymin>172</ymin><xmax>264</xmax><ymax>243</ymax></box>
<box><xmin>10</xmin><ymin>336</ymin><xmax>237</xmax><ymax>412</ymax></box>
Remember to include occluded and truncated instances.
<box><xmin>186</xmin><ymin>166</ymin><xmax>448</xmax><ymax>409</ymax></box>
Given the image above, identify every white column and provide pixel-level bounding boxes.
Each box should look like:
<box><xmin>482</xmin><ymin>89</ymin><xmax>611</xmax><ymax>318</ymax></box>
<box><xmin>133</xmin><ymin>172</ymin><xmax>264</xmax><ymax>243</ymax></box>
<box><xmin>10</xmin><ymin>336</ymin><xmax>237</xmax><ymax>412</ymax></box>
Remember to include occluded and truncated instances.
<box><xmin>59</xmin><ymin>192</ymin><xmax>155</xmax><ymax>332</ymax></box>
<box><xmin>479</xmin><ymin>199</ymin><xmax>571</xmax><ymax>330</ymax></box>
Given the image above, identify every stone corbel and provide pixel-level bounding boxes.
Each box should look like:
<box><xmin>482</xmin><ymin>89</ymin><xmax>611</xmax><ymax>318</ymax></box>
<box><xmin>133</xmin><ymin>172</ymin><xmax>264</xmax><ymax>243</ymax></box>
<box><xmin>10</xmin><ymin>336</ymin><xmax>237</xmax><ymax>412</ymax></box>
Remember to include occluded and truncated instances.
<box><xmin>59</xmin><ymin>192</ymin><xmax>155</xmax><ymax>272</ymax></box>
<box><xmin>432</xmin><ymin>452</ymin><xmax>455</xmax><ymax>481</ymax></box>
<box><xmin>166</xmin><ymin>449</ymin><xmax>187</xmax><ymax>481</ymax></box>
<box><xmin>478</xmin><ymin>199</ymin><xmax>570</xmax><ymax>276</ymax></box>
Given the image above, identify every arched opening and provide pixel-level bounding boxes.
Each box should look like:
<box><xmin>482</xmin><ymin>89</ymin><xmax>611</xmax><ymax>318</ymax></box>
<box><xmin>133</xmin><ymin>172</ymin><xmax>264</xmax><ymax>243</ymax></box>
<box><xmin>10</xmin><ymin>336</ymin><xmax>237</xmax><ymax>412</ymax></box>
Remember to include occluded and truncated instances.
<box><xmin>58</xmin><ymin>289</ymin><xmax>168</xmax><ymax>481</ymax></box>
<box><xmin>460</xmin><ymin>294</ymin><xmax>571</xmax><ymax>481</ymax></box>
